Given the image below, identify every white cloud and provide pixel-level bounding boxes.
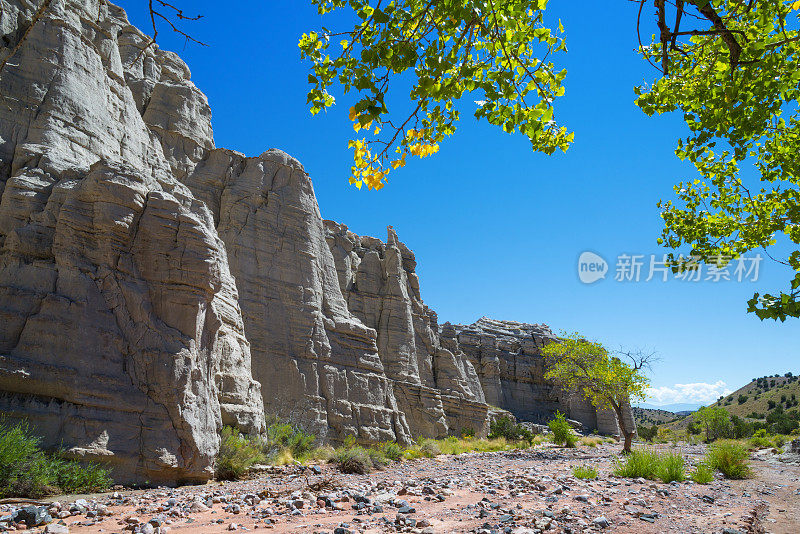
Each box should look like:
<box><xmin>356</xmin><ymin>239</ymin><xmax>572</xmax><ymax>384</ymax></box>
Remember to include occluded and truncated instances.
<box><xmin>646</xmin><ymin>381</ymin><xmax>734</xmax><ymax>406</ymax></box>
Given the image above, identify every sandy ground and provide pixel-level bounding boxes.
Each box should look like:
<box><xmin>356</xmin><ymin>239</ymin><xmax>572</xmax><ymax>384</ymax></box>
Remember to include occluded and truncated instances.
<box><xmin>3</xmin><ymin>442</ymin><xmax>799</xmax><ymax>534</ymax></box>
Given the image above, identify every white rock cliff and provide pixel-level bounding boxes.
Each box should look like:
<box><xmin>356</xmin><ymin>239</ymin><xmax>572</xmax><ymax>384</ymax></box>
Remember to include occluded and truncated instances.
<box><xmin>0</xmin><ymin>0</ymin><xmax>633</xmax><ymax>485</ymax></box>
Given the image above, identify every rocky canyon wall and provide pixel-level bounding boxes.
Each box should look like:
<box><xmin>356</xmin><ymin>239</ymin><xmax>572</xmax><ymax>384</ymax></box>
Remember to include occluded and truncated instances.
<box><xmin>322</xmin><ymin>224</ymin><xmax>633</xmax><ymax>437</ymax></box>
<box><xmin>0</xmin><ymin>0</ymin><xmax>632</xmax><ymax>485</ymax></box>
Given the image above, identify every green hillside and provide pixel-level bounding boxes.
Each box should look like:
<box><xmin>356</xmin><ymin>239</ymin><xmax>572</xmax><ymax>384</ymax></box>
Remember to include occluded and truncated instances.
<box><xmin>666</xmin><ymin>372</ymin><xmax>800</xmax><ymax>432</ymax></box>
<box><xmin>633</xmin><ymin>407</ymin><xmax>681</xmax><ymax>426</ymax></box>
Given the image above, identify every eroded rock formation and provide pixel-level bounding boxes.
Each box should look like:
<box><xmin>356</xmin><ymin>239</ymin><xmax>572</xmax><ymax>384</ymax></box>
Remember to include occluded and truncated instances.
<box><xmin>0</xmin><ymin>0</ymin><xmax>632</xmax><ymax>485</ymax></box>
<box><xmin>0</xmin><ymin>0</ymin><xmax>266</xmax><ymax>484</ymax></box>
<box><xmin>323</xmin><ymin>224</ymin><xmax>633</xmax><ymax>437</ymax></box>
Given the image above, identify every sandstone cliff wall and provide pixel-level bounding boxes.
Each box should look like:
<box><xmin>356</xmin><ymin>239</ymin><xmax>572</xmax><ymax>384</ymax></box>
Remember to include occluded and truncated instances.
<box><xmin>0</xmin><ymin>0</ymin><xmax>263</xmax><ymax>483</ymax></box>
<box><xmin>323</xmin><ymin>225</ymin><xmax>634</xmax><ymax>437</ymax></box>
<box><xmin>0</xmin><ymin>0</ymin><xmax>632</xmax><ymax>485</ymax></box>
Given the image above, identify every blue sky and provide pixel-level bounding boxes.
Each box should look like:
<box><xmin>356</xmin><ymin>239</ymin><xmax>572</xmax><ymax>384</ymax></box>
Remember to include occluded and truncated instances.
<box><xmin>115</xmin><ymin>0</ymin><xmax>799</xmax><ymax>407</ymax></box>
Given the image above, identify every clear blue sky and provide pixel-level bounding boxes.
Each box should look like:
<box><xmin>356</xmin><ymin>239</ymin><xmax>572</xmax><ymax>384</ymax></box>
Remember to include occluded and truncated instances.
<box><xmin>115</xmin><ymin>0</ymin><xmax>799</xmax><ymax>407</ymax></box>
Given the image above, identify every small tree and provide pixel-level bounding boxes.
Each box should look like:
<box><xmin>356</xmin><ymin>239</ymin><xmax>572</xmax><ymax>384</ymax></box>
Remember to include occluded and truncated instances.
<box><xmin>695</xmin><ymin>406</ymin><xmax>731</xmax><ymax>442</ymax></box>
<box><xmin>541</xmin><ymin>332</ymin><xmax>651</xmax><ymax>453</ymax></box>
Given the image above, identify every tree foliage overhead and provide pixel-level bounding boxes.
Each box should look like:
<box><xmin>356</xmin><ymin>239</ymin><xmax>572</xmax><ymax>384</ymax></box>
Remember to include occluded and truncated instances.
<box><xmin>635</xmin><ymin>0</ymin><xmax>800</xmax><ymax>321</ymax></box>
<box><xmin>299</xmin><ymin>0</ymin><xmax>571</xmax><ymax>190</ymax></box>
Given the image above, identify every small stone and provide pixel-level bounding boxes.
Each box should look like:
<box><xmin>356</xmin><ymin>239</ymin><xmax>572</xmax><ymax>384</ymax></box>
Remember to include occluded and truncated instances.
<box><xmin>227</xmin><ymin>523</ymin><xmax>238</xmax><ymax>531</ymax></box>
<box><xmin>593</xmin><ymin>516</ymin><xmax>610</xmax><ymax>528</ymax></box>
<box><xmin>397</xmin><ymin>505</ymin><xmax>415</xmax><ymax>514</ymax></box>
<box><xmin>702</xmin><ymin>495</ymin><xmax>715</xmax><ymax>504</ymax></box>
<box><xmin>189</xmin><ymin>502</ymin><xmax>209</xmax><ymax>513</ymax></box>
<box><xmin>44</xmin><ymin>524</ymin><xmax>69</xmax><ymax>534</ymax></box>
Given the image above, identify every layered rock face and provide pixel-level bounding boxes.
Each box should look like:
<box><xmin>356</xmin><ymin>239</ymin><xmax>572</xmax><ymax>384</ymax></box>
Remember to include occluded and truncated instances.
<box><xmin>323</xmin><ymin>225</ymin><xmax>632</xmax><ymax>437</ymax></box>
<box><xmin>0</xmin><ymin>0</ymin><xmax>411</xmax><ymax>484</ymax></box>
<box><xmin>0</xmin><ymin>0</ymin><xmax>266</xmax><ymax>484</ymax></box>
<box><xmin>449</xmin><ymin>318</ymin><xmax>631</xmax><ymax>434</ymax></box>
<box><xmin>325</xmin><ymin>223</ymin><xmax>496</xmax><ymax>438</ymax></box>
<box><xmin>0</xmin><ymin>0</ymin><xmax>632</xmax><ymax>485</ymax></box>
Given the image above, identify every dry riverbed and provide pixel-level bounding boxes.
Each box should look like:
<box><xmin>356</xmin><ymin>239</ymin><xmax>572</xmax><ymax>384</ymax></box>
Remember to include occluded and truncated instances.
<box><xmin>2</xmin><ymin>443</ymin><xmax>798</xmax><ymax>534</ymax></box>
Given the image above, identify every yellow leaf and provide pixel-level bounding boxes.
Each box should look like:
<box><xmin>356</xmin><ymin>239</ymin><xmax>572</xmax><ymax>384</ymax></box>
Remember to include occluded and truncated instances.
<box><xmin>340</xmin><ymin>39</ymin><xmax>349</xmax><ymax>49</ymax></box>
<box><xmin>353</xmin><ymin>122</ymin><xmax>362</xmax><ymax>132</ymax></box>
<box><xmin>348</xmin><ymin>107</ymin><xmax>357</xmax><ymax>121</ymax></box>
<box><xmin>355</xmin><ymin>180</ymin><xmax>362</xmax><ymax>189</ymax></box>
<box><xmin>793</xmin><ymin>0</ymin><xmax>800</xmax><ymax>10</ymax></box>
<box><xmin>374</xmin><ymin>127</ymin><xmax>381</xmax><ymax>135</ymax></box>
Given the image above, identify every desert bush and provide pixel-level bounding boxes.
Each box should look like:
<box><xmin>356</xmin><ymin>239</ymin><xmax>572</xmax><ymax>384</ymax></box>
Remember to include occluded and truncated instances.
<box><xmin>654</xmin><ymin>426</ymin><xmax>676</xmax><ymax>443</ymax></box>
<box><xmin>488</xmin><ymin>416</ymin><xmax>534</xmax><ymax>443</ymax></box>
<box><xmin>749</xmin><ymin>429</ymin><xmax>773</xmax><ymax>449</ymax></box>
<box><xmin>488</xmin><ymin>416</ymin><xmax>518</xmax><ymax>440</ymax></box>
<box><xmin>612</xmin><ymin>448</ymin><xmax>661</xmax><ymax>479</ymax></box>
<box><xmin>0</xmin><ymin>420</ymin><xmax>111</xmax><ymax>497</ymax></box>
<box><xmin>366</xmin><ymin>448</ymin><xmax>388</xmax><ymax>470</ymax></box>
<box><xmin>655</xmin><ymin>452</ymin><xmax>685</xmax><ymax>483</ymax></box>
<box><xmin>705</xmin><ymin>440</ymin><xmax>751</xmax><ymax>479</ymax></box>
<box><xmin>460</xmin><ymin>427</ymin><xmax>476</xmax><ymax>438</ymax></box>
<box><xmin>580</xmin><ymin>436</ymin><xmax>602</xmax><ymax>448</ymax></box>
<box><xmin>572</xmin><ymin>465</ymin><xmax>598</xmax><ymax>479</ymax></box>
<box><xmin>548</xmin><ymin>411</ymin><xmax>575</xmax><ymax>447</ymax></box>
<box><xmin>264</xmin><ymin>420</ymin><xmax>316</xmax><ymax>460</ymax></box>
<box><xmin>216</xmin><ymin>426</ymin><xmax>265</xmax><ymax>480</ymax></box>
<box><xmin>690</xmin><ymin>462</ymin><xmax>715</xmax><ymax>484</ymax></box>
<box><xmin>332</xmin><ymin>446</ymin><xmax>372</xmax><ymax>474</ymax></box>
<box><xmin>380</xmin><ymin>442</ymin><xmax>404</xmax><ymax>461</ymax></box>
<box><xmin>418</xmin><ymin>438</ymin><xmax>441</xmax><ymax>457</ymax></box>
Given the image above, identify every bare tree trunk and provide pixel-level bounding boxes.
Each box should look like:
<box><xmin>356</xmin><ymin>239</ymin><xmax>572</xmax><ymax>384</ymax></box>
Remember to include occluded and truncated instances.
<box><xmin>613</xmin><ymin>404</ymin><xmax>635</xmax><ymax>453</ymax></box>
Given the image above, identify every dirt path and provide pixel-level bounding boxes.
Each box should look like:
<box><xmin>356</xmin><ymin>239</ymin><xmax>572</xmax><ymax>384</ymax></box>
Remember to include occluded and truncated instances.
<box><xmin>3</xmin><ymin>443</ymin><xmax>798</xmax><ymax>534</ymax></box>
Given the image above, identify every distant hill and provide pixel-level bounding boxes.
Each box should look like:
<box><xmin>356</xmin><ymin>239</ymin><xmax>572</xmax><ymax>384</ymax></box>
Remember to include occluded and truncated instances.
<box><xmin>667</xmin><ymin>372</ymin><xmax>799</xmax><ymax>429</ymax></box>
<box><xmin>633</xmin><ymin>406</ymin><xmax>683</xmax><ymax>426</ymax></box>
<box><xmin>637</xmin><ymin>402</ymin><xmax>701</xmax><ymax>413</ymax></box>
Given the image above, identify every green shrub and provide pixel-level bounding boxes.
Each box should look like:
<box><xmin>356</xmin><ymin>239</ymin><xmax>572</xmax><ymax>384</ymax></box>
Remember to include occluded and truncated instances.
<box><xmin>0</xmin><ymin>421</ymin><xmax>111</xmax><ymax>497</ymax></box>
<box><xmin>612</xmin><ymin>449</ymin><xmax>661</xmax><ymax>479</ymax></box>
<box><xmin>749</xmin><ymin>429</ymin><xmax>773</xmax><ymax>449</ymax></box>
<box><xmin>548</xmin><ymin>411</ymin><xmax>575</xmax><ymax>447</ymax></box>
<box><xmin>690</xmin><ymin>463</ymin><xmax>715</xmax><ymax>484</ymax></box>
<box><xmin>380</xmin><ymin>441</ymin><xmax>404</xmax><ymax>461</ymax></box>
<box><xmin>216</xmin><ymin>426</ymin><xmax>265</xmax><ymax>480</ymax></box>
<box><xmin>460</xmin><ymin>427</ymin><xmax>476</xmax><ymax>438</ymax></box>
<box><xmin>572</xmin><ymin>465</ymin><xmax>598</xmax><ymax>479</ymax></box>
<box><xmin>705</xmin><ymin>440</ymin><xmax>751</xmax><ymax>479</ymax></box>
<box><xmin>418</xmin><ymin>438</ymin><xmax>441</xmax><ymax>457</ymax></box>
<box><xmin>655</xmin><ymin>452</ymin><xmax>685</xmax><ymax>483</ymax></box>
<box><xmin>332</xmin><ymin>446</ymin><xmax>372</xmax><ymax>474</ymax></box>
<box><xmin>367</xmin><ymin>448</ymin><xmax>388</xmax><ymax>470</ymax></box>
<box><xmin>264</xmin><ymin>420</ymin><xmax>316</xmax><ymax>460</ymax></box>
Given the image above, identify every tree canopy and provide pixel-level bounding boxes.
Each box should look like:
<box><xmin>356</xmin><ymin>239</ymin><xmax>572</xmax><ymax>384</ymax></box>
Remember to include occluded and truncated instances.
<box><xmin>299</xmin><ymin>0</ymin><xmax>571</xmax><ymax>190</ymax></box>
<box><xmin>298</xmin><ymin>0</ymin><xmax>800</xmax><ymax>321</ymax></box>
<box><xmin>635</xmin><ymin>0</ymin><xmax>800</xmax><ymax>321</ymax></box>
<box><xmin>541</xmin><ymin>332</ymin><xmax>651</xmax><ymax>451</ymax></box>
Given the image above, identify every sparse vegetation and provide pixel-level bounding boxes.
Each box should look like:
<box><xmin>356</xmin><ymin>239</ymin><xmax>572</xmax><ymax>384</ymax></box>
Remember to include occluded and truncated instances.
<box><xmin>612</xmin><ymin>448</ymin><xmax>662</xmax><ymax>479</ymax></box>
<box><xmin>0</xmin><ymin>420</ymin><xmax>112</xmax><ymax>497</ymax></box>
<box><xmin>263</xmin><ymin>418</ymin><xmax>316</xmax><ymax>462</ymax></box>
<box><xmin>655</xmin><ymin>452</ymin><xmax>686</xmax><ymax>483</ymax></box>
<box><xmin>548</xmin><ymin>411</ymin><xmax>576</xmax><ymax>447</ymax></box>
<box><xmin>572</xmin><ymin>465</ymin><xmax>598</xmax><ymax>479</ymax></box>
<box><xmin>705</xmin><ymin>440</ymin><xmax>752</xmax><ymax>480</ymax></box>
<box><xmin>332</xmin><ymin>445</ymin><xmax>373</xmax><ymax>474</ymax></box>
<box><xmin>690</xmin><ymin>463</ymin><xmax>715</xmax><ymax>484</ymax></box>
<box><xmin>216</xmin><ymin>426</ymin><xmax>265</xmax><ymax>480</ymax></box>
<box><xmin>488</xmin><ymin>416</ymin><xmax>534</xmax><ymax>444</ymax></box>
